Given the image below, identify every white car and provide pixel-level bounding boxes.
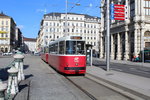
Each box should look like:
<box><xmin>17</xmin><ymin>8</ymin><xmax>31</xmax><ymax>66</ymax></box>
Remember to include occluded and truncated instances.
<box><xmin>3</xmin><ymin>52</ymin><xmax>13</xmax><ymax>56</ymax></box>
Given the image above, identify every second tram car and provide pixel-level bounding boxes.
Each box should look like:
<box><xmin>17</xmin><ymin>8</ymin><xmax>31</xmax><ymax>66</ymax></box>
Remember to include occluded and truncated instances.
<box><xmin>41</xmin><ymin>46</ymin><xmax>49</xmax><ymax>63</ymax></box>
<box><xmin>43</xmin><ymin>36</ymin><xmax>86</xmax><ymax>74</ymax></box>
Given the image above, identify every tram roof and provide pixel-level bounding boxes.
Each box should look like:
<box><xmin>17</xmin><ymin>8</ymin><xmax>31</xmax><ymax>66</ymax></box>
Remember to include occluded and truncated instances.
<box><xmin>49</xmin><ymin>35</ymin><xmax>84</xmax><ymax>45</ymax></box>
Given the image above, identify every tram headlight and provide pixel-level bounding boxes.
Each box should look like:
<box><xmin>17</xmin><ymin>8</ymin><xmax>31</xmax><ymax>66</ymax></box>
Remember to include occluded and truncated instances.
<box><xmin>75</xmin><ymin>63</ymin><xmax>78</xmax><ymax>66</ymax></box>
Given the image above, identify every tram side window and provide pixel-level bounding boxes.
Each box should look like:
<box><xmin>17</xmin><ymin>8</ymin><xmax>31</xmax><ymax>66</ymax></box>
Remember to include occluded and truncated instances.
<box><xmin>49</xmin><ymin>45</ymin><xmax>53</xmax><ymax>53</ymax></box>
<box><xmin>66</xmin><ymin>41</ymin><xmax>76</xmax><ymax>54</ymax></box>
<box><xmin>59</xmin><ymin>41</ymin><xmax>65</xmax><ymax>54</ymax></box>
<box><xmin>77</xmin><ymin>41</ymin><xmax>85</xmax><ymax>55</ymax></box>
<box><xmin>55</xmin><ymin>43</ymin><xmax>58</xmax><ymax>54</ymax></box>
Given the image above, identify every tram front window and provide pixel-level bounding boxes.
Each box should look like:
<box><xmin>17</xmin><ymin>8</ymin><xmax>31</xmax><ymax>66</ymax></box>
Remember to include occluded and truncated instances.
<box><xmin>77</xmin><ymin>41</ymin><xmax>85</xmax><ymax>55</ymax></box>
<box><xmin>66</xmin><ymin>41</ymin><xmax>85</xmax><ymax>55</ymax></box>
<box><xmin>66</xmin><ymin>41</ymin><xmax>76</xmax><ymax>54</ymax></box>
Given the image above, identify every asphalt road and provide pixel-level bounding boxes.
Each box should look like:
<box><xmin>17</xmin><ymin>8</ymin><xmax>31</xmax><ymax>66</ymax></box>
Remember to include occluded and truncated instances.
<box><xmin>92</xmin><ymin>59</ymin><xmax>150</xmax><ymax>78</ymax></box>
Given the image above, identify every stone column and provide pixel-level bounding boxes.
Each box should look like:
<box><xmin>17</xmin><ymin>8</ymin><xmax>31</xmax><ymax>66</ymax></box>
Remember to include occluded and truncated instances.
<box><xmin>140</xmin><ymin>25</ymin><xmax>145</xmax><ymax>51</ymax></box>
<box><xmin>116</xmin><ymin>33</ymin><xmax>121</xmax><ymax>60</ymax></box>
<box><xmin>124</xmin><ymin>31</ymin><xmax>129</xmax><ymax>60</ymax></box>
<box><xmin>141</xmin><ymin>0</ymin><xmax>145</xmax><ymax>21</ymax></box>
<box><xmin>134</xmin><ymin>29</ymin><xmax>138</xmax><ymax>57</ymax></box>
<box><xmin>134</xmin><ymin>0</ymin><xmax>140</xmax><ymax>22</ymax></box>
<box><xmin>110</xmin><ymin>34</ymin><xmax>114</xmax><ymax>59</ymax></box>
<box><xmin>137</xmin><ymin>29</ymin><xmax>141</xmax><ymax>53</ymax></box>
<box><xmin>99</xmin><ymin>33</ymin><xmax>104</xmax><ymax>58</ymax></box>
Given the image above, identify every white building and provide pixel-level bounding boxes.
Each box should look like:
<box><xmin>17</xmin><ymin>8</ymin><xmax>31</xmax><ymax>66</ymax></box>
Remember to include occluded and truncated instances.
<box><xmin>100</xmin><ymin>0</ymin><xmax>150</xmax><ymax>60</ymax></box>
<box><xmin>37</xmin><ymin>12</ymin><xmax>101</xmax><ymax>53</ymax></box>
<box><xmin>23</xmin><ymin>37</ymin><xmax>37</xmax><ymax>53</ymax></box>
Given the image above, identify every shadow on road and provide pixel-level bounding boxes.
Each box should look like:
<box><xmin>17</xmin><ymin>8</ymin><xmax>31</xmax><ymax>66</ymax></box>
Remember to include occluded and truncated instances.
<box><xmin>23</xmin><ymin>65</ymin><xmax>29</xmax><ymax>70</ymax></box>
<box><xmin>25</xmin><ymin>74</ymin><xmax>33</xmax><ymax>80</ymax></box>
<box><xmin>0</xmin><ymin>67</ymin><xmax>9</xmax><ymax>81</ymax></box>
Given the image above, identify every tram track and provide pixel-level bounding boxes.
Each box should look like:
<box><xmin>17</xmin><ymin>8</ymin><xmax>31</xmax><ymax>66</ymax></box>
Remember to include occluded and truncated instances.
<box><xmin>65</xmin><ymin>74</ymin><xmax>134</xmax><ymax>100</ymax></box>
<box><xmin>65</xmin><ymin>76</ymin><xmax>97</xmax><ymax>100</ymax></box>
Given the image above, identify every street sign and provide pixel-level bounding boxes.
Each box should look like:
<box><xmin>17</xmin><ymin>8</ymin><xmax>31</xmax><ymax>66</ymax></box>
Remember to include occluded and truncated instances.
<box><xmin>110</xmin><ymin>4</ymin><xmax>114</xmax><ymax>20</ymax></box>
<box><xmin>110</xmin><ymin>4</ymin><xmax>127</xmax><ymax>20</ymax></box>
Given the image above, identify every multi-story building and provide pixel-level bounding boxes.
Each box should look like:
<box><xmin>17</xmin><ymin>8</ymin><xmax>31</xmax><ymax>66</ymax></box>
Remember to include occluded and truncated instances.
<box><xmin>15</xmin><ymin>27</ymin><xmax>23</xmax><ymax>49</ymax></box>
<box><xmin>37</xmin><ymin>12</ymin><xmax>101</xmax><ymax>53</ymax></box>
<box><xmin>0</xmin><ymin>12</ymin><xmax>23</xmax><ymax>53</ymax></box>
<box><xmin>100</xmin><ymin>0</ymin><xmax>150</xmax><ymax>60</ymax></box>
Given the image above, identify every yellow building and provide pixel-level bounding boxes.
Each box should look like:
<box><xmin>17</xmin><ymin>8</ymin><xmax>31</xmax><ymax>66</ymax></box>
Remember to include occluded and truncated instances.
<box><xmin>0</xmin><ymin>12</ymin><xmax>17</xmax><ymax>53</ymax></box>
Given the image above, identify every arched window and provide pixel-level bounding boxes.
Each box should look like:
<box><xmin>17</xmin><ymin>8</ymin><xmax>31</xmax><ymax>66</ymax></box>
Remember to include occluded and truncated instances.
<box><xmin>1</xmin><ymin>48</ymin><xmax>4</xmax><ymax>52</ymax></box>
<box><xmin>5</xmin><ymin>48</ymin><xmax>8</xmax><ymax>52</ymax></box>
<box><xmin>144</xmin><ymin>31</ymin><xmax>150</xmax><ymax>37</ymax></box>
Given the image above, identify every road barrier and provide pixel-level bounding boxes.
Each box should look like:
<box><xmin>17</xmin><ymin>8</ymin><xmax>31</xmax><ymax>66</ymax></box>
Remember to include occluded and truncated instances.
<box><xmin>14</xmin><ymin>54</ymin><xmax>25</xmax><ymax>82</ymax></box>
<box><xmin>0</xmin><ymin>51</ymin><xmax>25</xmax><ymax>100</ymax></box>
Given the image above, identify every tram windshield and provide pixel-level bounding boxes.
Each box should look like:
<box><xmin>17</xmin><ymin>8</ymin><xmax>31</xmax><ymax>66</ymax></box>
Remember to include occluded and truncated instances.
<box><xmin>66</xmin><ymin>41</ymin><xmax>85</xmax><ymax>55</ymax></box>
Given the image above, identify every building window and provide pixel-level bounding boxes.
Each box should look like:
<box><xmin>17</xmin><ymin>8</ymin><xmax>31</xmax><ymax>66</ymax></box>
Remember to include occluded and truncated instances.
<box><xmin>94</xmin><ymin>42</ymin><xmax>96</xmax><ymax>46</ymax></box>
<box><xmin>145</xmin><ymin>0</ymin><xmax>150</xmax><ymax>15</ymax></box>
<box><xmin>45</xmin><ymin>22</ymin><xmax>48</xmax><ymax>26</ymax></box>
<box><xmin>1</xmin><ymin>34</ymin><xmax>4</xmax><ymax>37</ymax></box>
<box><xmin>76</xmin><ymin>23</ymin><xmax>78</xmax><ymax>26</ymax></box>
<box><xmin>6</xmin><ymin>21</ymin><xmax>8</xmax><ymax>25</ymax></box>
<box><xmin>130</xmin><ymin>0</ymin><xmax>135</xmax><ymax>17</ymax></box>
<box><xmin>1</xmin><ymin>21</ymin><xmax>4</xmax><ymax>25</ymax></box>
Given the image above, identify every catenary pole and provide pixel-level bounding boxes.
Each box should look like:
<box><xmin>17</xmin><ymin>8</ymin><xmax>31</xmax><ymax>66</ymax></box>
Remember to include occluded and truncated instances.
<box><xmin>106</xmin><ymin>0</ymin><xmax>110</xmax><ymax>71</ymax></box>
<box><xmin>65</xmin><ymin>0</ymin><xmax>68</xmax><ymax>36</ymax></box>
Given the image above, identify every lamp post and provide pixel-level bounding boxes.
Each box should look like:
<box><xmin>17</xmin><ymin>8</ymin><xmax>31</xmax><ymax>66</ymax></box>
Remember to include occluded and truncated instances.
<box><xmin>106</xmin><ymin>0</ymin><xmax>110</xmax><ymax>71</ymax></box>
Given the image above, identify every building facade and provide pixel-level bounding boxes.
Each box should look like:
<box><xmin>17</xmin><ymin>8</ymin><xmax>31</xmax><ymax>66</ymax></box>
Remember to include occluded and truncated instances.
<box><xmin>100</xmin><ymin>0</ymin><xmax>150</xmax><ymax>60</ymax></box>
<box><xmin>37</xmin><ymin>13</ymin><xmax>101</xmax><ymax>53</ymax></box>
<box><xmin>0</xmin><ymin>12</ymin><xmax>23</xmax><ymax>53</ymax></box>
<box><xmin>23</xmin><ymin>37</ymin><xmax>37</xmax><ymax>53</ymax></box>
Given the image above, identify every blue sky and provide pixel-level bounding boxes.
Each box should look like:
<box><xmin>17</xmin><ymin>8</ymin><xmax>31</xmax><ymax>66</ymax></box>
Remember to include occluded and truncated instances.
<box><xmin>0</xmin><ymin>0</ymin><xmax>100</xmax><ymax>38</ymax></box>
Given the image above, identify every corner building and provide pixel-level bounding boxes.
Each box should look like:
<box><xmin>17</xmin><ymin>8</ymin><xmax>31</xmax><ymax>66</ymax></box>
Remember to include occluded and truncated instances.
<box><xmin>0</xmin><ymin>12</ymin><xmax>23</xmax><ymax>53</ymax></box>
<box><xmin>37</xmin><ymin>12</ymin><xmax>101</xmax><ymax>53</ymax></box>
<box><xmin>100</xmin><ymin>0</ymin><xmax>150</xmax><ymax>60</ymax></box>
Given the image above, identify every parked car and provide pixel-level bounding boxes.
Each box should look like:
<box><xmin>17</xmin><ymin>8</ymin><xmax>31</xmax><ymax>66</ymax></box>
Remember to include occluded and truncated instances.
<box><xmin>3</xmin><ymin>52</ymin><xmax>13</xmax><ymax>56</ymax></box>
<box><xmin>34</xmin><ymin>52</ymin><xmax>40</xmax><ymax>56</ymax></box>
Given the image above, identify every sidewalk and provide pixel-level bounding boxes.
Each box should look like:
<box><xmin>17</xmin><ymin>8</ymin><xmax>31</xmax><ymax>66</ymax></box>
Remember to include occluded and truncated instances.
<box><xmin>15</xmin><ymin>55</ymin><xmax>91</xmax><ymax>100</ymax></box>
<box><xmin>93</xmin><ymin>58</ymin><xmax>150</xmax><ymax>68</ymax></box>
<box><xmin>86</xmin><ymin>65</ymin><xmax>150</xmax><ymax>99</ymax></box>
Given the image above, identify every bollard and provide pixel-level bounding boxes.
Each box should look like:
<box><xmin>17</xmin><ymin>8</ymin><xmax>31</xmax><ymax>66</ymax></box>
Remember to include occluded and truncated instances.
<box><xmin>0</xmin><ymin>82</ymin><xmax>7</xmax><ymax>100</ymax></box>
<box><xmin>7</xmin><ymin>67</ymin><xmax>19</xmax><ymax>95</ymax></box>
<box><xmin>13</xmin><ymin>54</ymin><xmax>25</xmax><ymax>82</ymax></box>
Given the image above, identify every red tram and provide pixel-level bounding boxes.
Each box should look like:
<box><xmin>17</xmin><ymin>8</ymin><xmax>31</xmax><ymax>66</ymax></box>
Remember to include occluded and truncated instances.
<box><xmin>41</xmin><ymin>36</ymin><xmax>86</xmax><ymax>75</ymax></box>
<box><xmin>41</xmin><ymin>46</ymin><xmax>49</xmax><ymax>63</ymax></box>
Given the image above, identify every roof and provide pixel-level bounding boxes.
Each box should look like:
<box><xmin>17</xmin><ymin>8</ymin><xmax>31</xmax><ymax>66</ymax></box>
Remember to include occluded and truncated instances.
<box><xmin>0</xmin><ymin>12</ymin><xmax>10</xmax><ymax>18</ymax></box>
<box><xmin>44</xmin><ymin>12</ymin><xmax>100</xmax><ymax>19</ymax></box>
<box><xmin>23</xmin><ymin>37</ymin><xmax>37</xmax><ymax>42</ymax></box>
